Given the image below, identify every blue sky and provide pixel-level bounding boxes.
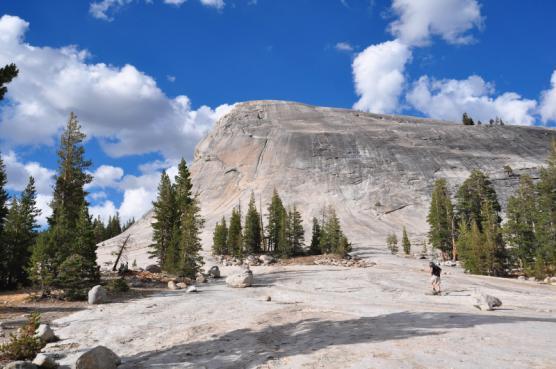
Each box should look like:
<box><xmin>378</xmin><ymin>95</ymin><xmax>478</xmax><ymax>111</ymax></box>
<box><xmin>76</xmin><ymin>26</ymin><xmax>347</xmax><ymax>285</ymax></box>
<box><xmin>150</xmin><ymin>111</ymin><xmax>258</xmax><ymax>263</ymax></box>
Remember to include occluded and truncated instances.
<box><xmin>0</xmin><ymin>0</ymin><xmax>555</xmax><ymax>225</ymax></box>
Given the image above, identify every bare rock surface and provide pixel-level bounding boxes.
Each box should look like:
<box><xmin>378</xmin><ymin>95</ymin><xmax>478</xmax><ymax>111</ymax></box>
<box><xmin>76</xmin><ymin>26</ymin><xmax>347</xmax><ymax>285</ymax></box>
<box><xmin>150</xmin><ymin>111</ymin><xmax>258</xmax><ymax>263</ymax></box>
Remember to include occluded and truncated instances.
<box><xmin>96</xmin><ymin>100</ymin><xmax>556</xmax><ymax>269</ymax></box>
<box><xmin>43</xmin><ymin>257</ymin><xmax>556</xmax><ymax>369</ymax></box>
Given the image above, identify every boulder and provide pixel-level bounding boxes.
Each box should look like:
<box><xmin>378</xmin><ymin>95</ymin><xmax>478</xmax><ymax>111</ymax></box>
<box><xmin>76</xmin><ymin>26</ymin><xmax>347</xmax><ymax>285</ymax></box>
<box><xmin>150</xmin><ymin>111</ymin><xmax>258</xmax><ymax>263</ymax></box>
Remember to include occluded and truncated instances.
<box><xmin>186</xmin><ymin>286</ymin><xmax>198</xmax><ymax>293</ymax></box>
<box><xmin>473</xmin><ymin>293</ymin><xmax>502</xmax><ymax>311</ymax></box>
<box><xmin>3</xmin><ymin>362</ymin><xmax>38</xmax><ymax>369</ymax></box>
<box><xmin>550</xmin><ymin>276</ymin><xmax>556</xmax><ymax>284</ymax></box>
<box><xmin>145</xmin><ymin>264</ymin><xmax>161</xmax><ymax>273</ymax></box>
<box><xmin>208</xmin><ymin>266</ymin><xmax>220</xmax><ymax>278</ymax></box>
<box><xmin>88</xmin><ymin>285</ymin><xmax>107</xmax><ymax>305</ymax></box>
<box><xmin>75</xmin><ymin>346</ymin><xmax>121</xmax><ymax>369</ymax></box>
<box><xmin>176</xmin><ymin>282</ymin><xmax>187</xmax><ymax>289</ymax></box>
<box><xmin>528</xmin><ymin>277</ymin><xmax>537</xmax><ymax>282</ymax></box>
<box><xmin>35</xmin><ymin>324</ymin><xmax>57</xmax><ymax>343</ymax></box>
<box><xmin>244</xmin><ymin>255</ymin><xmax>259</xmax><ymax>266</ymax></box>
<box><xmin>32</xmin><ymin>353</ymin><xmax>58</xmax><ymax>369</ymax></box>
<box><xmin>196</xmin><ymin>274</ymin><xmax>207</xmax><ymax>284</ymax></box>
<box><xmin>259</xmin><ymin>255</ymin><xmax>274</xmax><ymax>265</ymax></box>
<box><xmin>226</xmin><ymin>270</ymin><xmax>254</xmax><ymax>288</ymax></box>
<box><xmin>517</xmin><ymin>276</ymin><xmax>526</xmax><ymax>281</ymax></box>
<box><xmin>168</xmin><ymin>281</ymin><xmax>178</xmax><ymax>290</ymax></box>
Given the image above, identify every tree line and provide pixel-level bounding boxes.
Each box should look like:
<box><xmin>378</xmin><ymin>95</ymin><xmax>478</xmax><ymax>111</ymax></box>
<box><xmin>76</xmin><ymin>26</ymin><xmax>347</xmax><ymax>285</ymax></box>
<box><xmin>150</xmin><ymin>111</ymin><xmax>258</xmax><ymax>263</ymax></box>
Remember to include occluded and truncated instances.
<box><xmin>427</xmin><ymin>140</ymin><xmax>556</xmax><ymax>278</ymax></box>
<box><xmin>212</xmin><ymin>189</ymin><xmax>351</xmax><ymax>258</ymax></box>
<box><xmin>462</xmin><ymin>112</ymin><xmax>506</xmax><ymax>126</ymax></box>
<box><xmin>92</xmin><ymin>213</ymin><xmax>135</xmax><ymax>244</ymax></box>
<box><xmin>149</xmin><ymin>160</ymin><xmax>204</xmax><ymax>278</ymax></box>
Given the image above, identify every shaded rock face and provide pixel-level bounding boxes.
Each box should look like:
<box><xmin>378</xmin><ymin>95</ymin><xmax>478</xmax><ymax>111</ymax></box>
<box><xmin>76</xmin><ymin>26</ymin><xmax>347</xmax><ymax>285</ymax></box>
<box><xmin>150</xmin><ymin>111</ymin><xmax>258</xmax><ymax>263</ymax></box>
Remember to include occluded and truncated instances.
<box><xmin>97</xmin><ymin>100</ymin><xmax>556</xmax><ymax>266</ymax></box>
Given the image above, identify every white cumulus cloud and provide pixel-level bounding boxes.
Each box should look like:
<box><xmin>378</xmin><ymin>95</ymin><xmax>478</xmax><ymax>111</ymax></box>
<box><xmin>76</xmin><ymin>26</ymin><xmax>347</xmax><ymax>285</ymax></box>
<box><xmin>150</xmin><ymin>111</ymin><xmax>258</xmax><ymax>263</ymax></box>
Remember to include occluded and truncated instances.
<box><xmin>540</xmin><ymin>70</ymin><xmax>556</xmax><ymax>124</ymax></box>
<box><xmin>351</xmin><ymin>0</ymin><xmax>485</xmax><ymax>115</ymax></box>
<box><xmin>389</xmin><ymin>0</ymin><xmax>483</xmax><ymax>47</ymax></box>
<box><xmin>352</xmin><ymin>40</ymin><xmax>411</xmax><ymax>114</ymax></box>
<box><xmin>0</xmin><ymin>15</ymin><xmax>233</xmax><ymax>161</ymax></box>
<box><xmin>89</xmin><ymin>200</ymin><xmax>118</xmax><ymax>223</ymax></box>
<box><xmin>406</xmin><ymin>75</ymin><xmax>537</xmax><ymax>125</ymax></box>
<box><xmin>88</xmin><ymin>165</ymin><xmax>125</xmax><ymax>189</ymax></box>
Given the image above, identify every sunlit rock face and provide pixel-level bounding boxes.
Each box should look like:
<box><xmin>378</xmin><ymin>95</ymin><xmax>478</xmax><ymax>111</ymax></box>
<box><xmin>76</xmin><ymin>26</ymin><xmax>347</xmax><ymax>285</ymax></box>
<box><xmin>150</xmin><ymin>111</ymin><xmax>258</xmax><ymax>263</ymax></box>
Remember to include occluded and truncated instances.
<box><xmin>98</xmin><ymin>100</ymin><xmax>556</xmax><ymax>267</ymax></box>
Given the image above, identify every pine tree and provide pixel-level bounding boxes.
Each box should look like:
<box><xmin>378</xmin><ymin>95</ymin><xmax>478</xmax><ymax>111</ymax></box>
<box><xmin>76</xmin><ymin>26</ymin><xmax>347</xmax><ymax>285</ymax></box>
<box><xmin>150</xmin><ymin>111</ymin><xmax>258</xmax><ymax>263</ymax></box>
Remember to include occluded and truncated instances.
<box><xmin>481</xmin><ymin>199</ymin><xmax>506</xmax><ymax>276</ymax></box>
<box><xmin>1</xmin><ymin>197</ymin><xmax>21</xmax><ymax>288</ymax></box>
<box><xmin>503</xmin><ymin>175</ymin><xmax>538</xmax><ymax>270</ymax></box>
<box><xmin>0</xmin><ymin>63</ymin><xmax>18</xmax><ymax>101</ymax></box>
<box><xmin>289</xmin><ymin>205</ymin><xmax>304</xmax><ymax>256</ymax></box>
<box><xmin>276</xmin><ymin>209</ymin><xmax>291</xmax><ymax>258</ymax></box>
<box><xmin>535</xmin><ymin>139</ymin><xmax>556</xmax><ymax>275</ymax></box>
<box><xmin>49</xmin><ymin>113</ymin><xmax>92</xmax><ymax>227</ymax></box>
<box><xmin>319</xmin><ymin>206</ymin><xmax>349</xmax><ymax>256</ymax></box>
<box><xmin>243</xmin><ymin>193</ymin><xmax>262</xmax><ymax>255</ymax></box>
<box><xmin>266</xmin><ymin>189</ymin><xmax>286</xmax><ymax>253</ymax></box>
<box><xmin>150</xmin><ymin>171</ymin><xmax>177</xmax><ymax>268</ymax></box>
<box><xmin>455</xmin><ymin>170</ymin><xmax>501</xmax><ymax>232</ymax></box>
<box><xmin>92</xmin><ymin>216</ymin><xmax>106</xmax><ymax>244</ymax></box>
<box><xmin>228</xmin><ymin>207</ymin><xmax>243</xmax><ymax>257</ymax></box>
<box><xmin>386</xmin><ymin>233</ymin><xmax>398</xmax><ymax>254</ymax></box>
<box><xmin>106</xmin><ymin>213</ymin><xmax>122</xmax><ymax>238</ymax></box>
<box><xmin>168</xmin><ymin>158</ymin><xmax>196</xmax><ymax>272</ymax></box>
<box><xmin>174</xmin><ymin>158</ymin><xmax>193</xmax><ymax>211</ymax></box>
<box><xmin>74</xmin><ymin>206</ymin><xmax>99</xmax><ymax>271</ymax></box>
<box><xmin>427</xmin><ymin>179</ymin><xmax>455</xmax><ymax>259</ymax></box>
<box><xmin>212</xmin><ymin>217</ymin><xmax>228</xmax><ymax>255</ymax></box>
<box><xmin>0</xmin><ymin>153</ymin><xmax>9</xmax><ymax>286</ymax></box>
<box><xmin>29</xmin><ymin>113</ymin><xmax>95</xmax><ymax>291</ymax></box>
<box><xmin>1</xmin><ymin>177</ymin><xmax>41</xmax><ymax>288</ymax></box>
<box><xmin>0</xmin><ymin>153</ymin><xmax>8</xmax><ymax>232</ymax></box>
<box><xmin>402</xmin><ymin>227</ymin><xmax>411</xmax><ymax>255</ymax></box>
<box><xmin>178</xmin><ymin>198</ymin><xmax>204</xmax><ymax>278</ymax></box>
<box><xmin>309</xmin><ymin>217</ymin><xmax>321</xmax><ymax>255</ymax></box>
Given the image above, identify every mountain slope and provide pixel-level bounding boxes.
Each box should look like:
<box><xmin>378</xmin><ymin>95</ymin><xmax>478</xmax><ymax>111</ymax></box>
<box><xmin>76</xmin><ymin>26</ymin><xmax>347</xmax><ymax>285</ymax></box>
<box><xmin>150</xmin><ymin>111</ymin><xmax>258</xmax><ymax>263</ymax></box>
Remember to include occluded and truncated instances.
<box><xmin>97</xmin><ymin>100</ymin><xmax>556</xmax><ymax>267</ymax></box>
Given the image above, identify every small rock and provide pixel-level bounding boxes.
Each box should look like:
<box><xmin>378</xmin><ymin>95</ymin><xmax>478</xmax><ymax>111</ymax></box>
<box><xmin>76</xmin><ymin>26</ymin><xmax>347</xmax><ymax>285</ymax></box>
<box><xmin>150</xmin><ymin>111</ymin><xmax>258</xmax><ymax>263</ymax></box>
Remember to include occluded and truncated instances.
<box><xmin>196</xmin><ymin>274</ymin><xmax>207</xmax><ymax>284</ymax></box>
<box><xmin>88</xmin><ymin>285</ymin><xmax>107</xmax><ymax>305</ymax></box>
<box><xmin>208</xmin><ymin>266</ymin><xmax>220</xmax><ymax>278</ymax></box>
<box><xmin>528</xmin><ymin>277</ymin><xmax>537</xmax><ymax>282</ymax></box>
<box><xmin>544</xmin><ymin>277</ymin><xmax>551</xmax><ymax>284</ymax></box>
<box><xmin>550</xmin><ymin>276</ymin><xmax>556</xmax><ymax>284</ymax></box>
<box><xmin>244</xmin><ymin>255</ymin><xmax>259</xmax><ymax>266</ymax></box>
<box><xmin>75</xmin><ymin>346</ymin><xmax>121</xmax><ymax>369</ymax></box>
<box><xmin>176</xmin><ymin>282</ymin><xmax>187</xmax><ymax>289</ymax></box>
<box><xmin>473</xmin><ymin>293</ymin><xmax>502</xmax><ymax>311</ymax></box>
<box><xmin>145</xmin><ymin>264</ymin><xmax>162</xmax><ymax>273</ymax></box>
<box><xmin>35</xmin><ymin>324</ymin><xmax>57</xmax><ymax>343</ymax></box>
<box><xmin>3</xmin><ymin>361</ymin><xmax>38</xmax><ymax>369</ymax></box>
<box><xmin>517</xmin><ymin>276</ymin><xmax>526</xmax><ymax>281</ymax></box>
<box><xmin>168</xmin><ymin>281</ymin><xmax>178</xmax><ymax>290</ymax></box>
<box><xmin>259</xmin><ymin>255</ymin><xmax>274</xmax><ymax>265</ymax></box>
<box><xmin>226</xmin><ymin>270</ymin><xmax>254</xmax><ymax>288</ymax></box>
<box><xmin>265</xmin><ymin>296</ymin><xmax>271</xmax><ymax>302</ymax></box>
<box><xmin>32</xmin><ymin>353</ymin><xmax>58</xmax><ymax>369</ymax></box>
<box><xmin>186</xmin><ymin>286</ymin><xmax>198</xmax><ymax>293</ymax></box>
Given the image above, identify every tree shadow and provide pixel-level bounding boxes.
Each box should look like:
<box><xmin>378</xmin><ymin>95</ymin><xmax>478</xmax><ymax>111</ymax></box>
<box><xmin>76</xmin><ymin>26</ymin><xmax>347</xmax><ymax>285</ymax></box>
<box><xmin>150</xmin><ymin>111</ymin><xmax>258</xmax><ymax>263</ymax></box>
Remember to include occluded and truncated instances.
<box><xmin>120</xmin><ymin>312</ymin><xmax>556</xmax><ymax>368</ymax></box>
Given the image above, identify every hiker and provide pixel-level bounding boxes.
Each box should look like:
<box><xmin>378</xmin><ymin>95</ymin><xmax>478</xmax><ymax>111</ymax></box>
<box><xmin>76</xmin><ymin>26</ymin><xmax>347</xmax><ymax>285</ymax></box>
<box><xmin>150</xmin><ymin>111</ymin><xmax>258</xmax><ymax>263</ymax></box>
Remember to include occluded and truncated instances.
<box><xmin>429</xmin><ymin>261</ymin><xmax>442</xmax><ymax>295</ymax></box>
